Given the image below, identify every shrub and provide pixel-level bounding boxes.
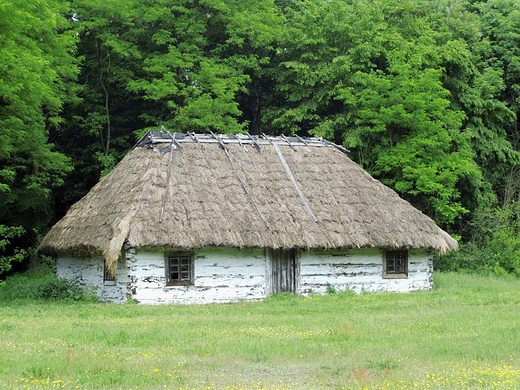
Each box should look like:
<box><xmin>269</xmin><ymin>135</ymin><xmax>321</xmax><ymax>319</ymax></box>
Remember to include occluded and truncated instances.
<box><xmin>325</xmin><ymin>283</ymin><xmax>337</xmax><ymax>295</ymax></box>
<box><xmin>34</xmin><ymin>276</ymin><xmax>87</xmax><ymax>300</ymax></box>
<box><xmin>434</xmin><ymin>243</ymin><xmax>486</xmax><ymax>273</ymax></box>
<box><xmin>0</xmin><ymin>260</ymin><xmax>97</xmax><ymax>302</ymax></box>
<box><xmin>436</xmin><ymin>202</ymin><xmax>520</xmax><ymax>276</ymax></box>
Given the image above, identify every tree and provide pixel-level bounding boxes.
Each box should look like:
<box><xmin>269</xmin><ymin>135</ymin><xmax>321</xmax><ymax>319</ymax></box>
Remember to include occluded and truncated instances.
<box><xmin>265</xmin><ymin>0</ymin><xmax>480</xmax><ymax>224</ymax></box>
<box><xmin>474</xmin><ymin>0</ymin><xmax>520</xmax><ymax>205</ymax></box>
<box><xmin>0</xmin><ymin>0</ymin><xmax>78</xmax><ymax>273</ymax></box>
<box><xmin>127</xmin><ymin>0</ymin><xmax>284</xmax><ymax>134</ymax></box>
<box><xmin>55</xmin><ymin>0</ymin><xmax>283</xmax><ymax>213</ymax></box>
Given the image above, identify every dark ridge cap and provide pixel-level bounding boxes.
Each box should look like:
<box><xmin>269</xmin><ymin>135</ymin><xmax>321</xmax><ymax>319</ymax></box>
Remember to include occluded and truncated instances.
<box><xmin>136</xmin><ymin>130</ymin><xmax>350</xmax><ymax>154</ymax></box>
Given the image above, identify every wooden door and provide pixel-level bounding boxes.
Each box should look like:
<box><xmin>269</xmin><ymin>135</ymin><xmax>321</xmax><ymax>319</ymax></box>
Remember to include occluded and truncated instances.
<box><xmin>269</xmin><ymin>248</ymin><xmax>298</xmax><ymax>294</ymax></box>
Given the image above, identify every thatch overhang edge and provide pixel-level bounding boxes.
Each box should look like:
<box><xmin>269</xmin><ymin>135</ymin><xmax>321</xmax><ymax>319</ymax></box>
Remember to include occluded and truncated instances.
<box><xmin>40</xmin><ymin>242</ymin><xmax>457</xmax><ymax>259</ymax></box>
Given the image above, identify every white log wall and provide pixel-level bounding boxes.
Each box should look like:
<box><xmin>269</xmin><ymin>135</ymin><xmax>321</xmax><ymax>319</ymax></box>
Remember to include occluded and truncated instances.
<box><xmin>55</xmin><ymin>255</ymin><xmax>130</xmax><ymax>303</ymax></box>
<box><xmin>129</xmin><ymin>247</ymin><xmax>266</xmax><ymax>304</ymax></box>
<box><xmin>56</xmin><ymin>247</ymin><xmax>433</xmax><ymax>304</ymax></box>
<box><xmin>299</xmin><ymin>249</ymin><xmax>433</xmax><ymax>294</ymax></box>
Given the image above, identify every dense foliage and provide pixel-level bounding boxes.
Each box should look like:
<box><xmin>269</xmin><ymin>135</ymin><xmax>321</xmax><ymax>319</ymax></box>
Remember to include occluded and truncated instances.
<box><xmin>0</xmin><ymin>0</ymin><xmax>78</xmax><ymax>273</ymax></box>
<box><xmin>1</xmin><ymin>0</ymin><xmax>520</xmax><ymax>276</ymax></box>
<box><xmin>0</xmin><ymin>258</ymin><xmax>96</xmax><ymax>301</ymax></box>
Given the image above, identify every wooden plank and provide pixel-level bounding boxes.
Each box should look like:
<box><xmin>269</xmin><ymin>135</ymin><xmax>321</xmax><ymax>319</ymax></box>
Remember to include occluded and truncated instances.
<box><xmin>273</xmin><ymin>142</ymin><xmax>318</xmax><ymax>222</ymax></box>
<box><xmin>281</xmin><ymin>134</ymin><xmax>297</xmax><ymax>151</ymax></box>
<box><xmin>270</xmin><ymin>248</ymin><xmax>298</xmax><ymax>294</ymax></box>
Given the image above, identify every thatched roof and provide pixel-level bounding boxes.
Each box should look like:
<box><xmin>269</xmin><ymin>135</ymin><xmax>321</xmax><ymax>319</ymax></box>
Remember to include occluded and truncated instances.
<box><xmin>39</xmin><ymin>131</ymin><xmax>458</xmax><ymax>272</ymax></box>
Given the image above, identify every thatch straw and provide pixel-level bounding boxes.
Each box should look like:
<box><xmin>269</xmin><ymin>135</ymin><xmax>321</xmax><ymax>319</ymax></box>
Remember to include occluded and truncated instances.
<box><xmin>39</xmin><ymin>133</ymin><xmax>458</xmax><ymax>271</ymax></box>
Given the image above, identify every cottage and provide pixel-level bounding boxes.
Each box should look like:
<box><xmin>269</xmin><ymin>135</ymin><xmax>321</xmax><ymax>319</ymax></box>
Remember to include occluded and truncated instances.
<box><xmin>38</xmin><ymin>131</ymin><xmax>458</xmax><ymax>304</ymax></box>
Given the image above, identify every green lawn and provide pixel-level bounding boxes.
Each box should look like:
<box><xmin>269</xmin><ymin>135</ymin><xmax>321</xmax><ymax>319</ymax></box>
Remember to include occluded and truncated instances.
<box><xmin>1</xmin><ymin>273</ymin><xmax>520</xmax><ymax>389</ymax></box>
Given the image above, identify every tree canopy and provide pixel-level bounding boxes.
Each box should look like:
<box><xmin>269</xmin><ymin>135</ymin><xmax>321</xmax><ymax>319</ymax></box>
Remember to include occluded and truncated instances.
<box><xmin>0</xmin><ymin>0</ymin><xmax>78</xmax><ymax>272</ymax></box>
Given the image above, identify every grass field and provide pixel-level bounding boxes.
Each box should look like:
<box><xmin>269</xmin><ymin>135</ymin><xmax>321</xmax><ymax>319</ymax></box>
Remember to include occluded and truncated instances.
<box><xmin>1</xmin><ymin>272</ymin><xmax>520</xmax><ymax>389</ymax></box>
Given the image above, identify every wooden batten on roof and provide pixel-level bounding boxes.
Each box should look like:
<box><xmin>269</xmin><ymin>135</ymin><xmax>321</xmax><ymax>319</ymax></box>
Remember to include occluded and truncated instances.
<box><xmin>39</xmin><ymin>129</ymin><xmax>459</xmax><ymax>273</ymax></box>
<box><xmin>136</xmin><ymin>130</ymin><xmax>350</xmax><ymax>153</ymax></box>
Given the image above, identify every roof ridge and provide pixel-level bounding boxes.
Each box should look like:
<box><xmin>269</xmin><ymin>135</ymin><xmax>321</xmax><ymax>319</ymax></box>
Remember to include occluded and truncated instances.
<box><xmin>136</xmin><ymin>130</ymin><xmax>350</xmax><ymax>154</ymax></box>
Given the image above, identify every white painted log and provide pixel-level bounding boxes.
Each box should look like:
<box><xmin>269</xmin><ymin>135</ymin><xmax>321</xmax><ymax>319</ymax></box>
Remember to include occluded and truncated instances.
<box><xmin>300</xmin><ymin>249</ymin><xmax>433</xmax><ymax>294</ymax></box>
<box><xmin>56</xmin><ymin>247</ymin><xmax>433</xmax><ymax>304</ymax></box>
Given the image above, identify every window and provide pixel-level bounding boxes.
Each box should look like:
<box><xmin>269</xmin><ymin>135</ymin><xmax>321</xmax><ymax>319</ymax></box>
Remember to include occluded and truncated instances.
<box><xmin>165</xmin><ymin>252</ymin><xmax>194</xmax><ymax>286</ymax></box>
<box><xmin>383</xmin><ymin>250</ymin><xmax>408</xmax><ymax>279</ymax></box>
<box><xmin>103</xmin><ymin>260</ymin><xmax>116</xmax><ymax>283</ymax></box>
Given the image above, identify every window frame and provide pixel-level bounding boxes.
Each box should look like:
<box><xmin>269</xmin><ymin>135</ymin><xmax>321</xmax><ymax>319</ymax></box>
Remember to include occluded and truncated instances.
<box><xmin>165</xmin><ymin>252</ymin><xmax>194</xmax><ymax>286</ymax></box>
<box><xmin>103</xmin><ymin>260</ymin><xmax>116</xmax><ymax>284</ymax></box>
<box><xmin>383</xmin><ymin>250</ymin><xmax>408</xmax><ymax>279</ymax></box>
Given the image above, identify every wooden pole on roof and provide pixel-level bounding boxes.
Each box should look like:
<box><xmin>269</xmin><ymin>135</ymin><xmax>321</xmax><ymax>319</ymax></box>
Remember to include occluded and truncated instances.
<box><xmin>273</xmin><ymin>142</ymin><xmax>318</xmax><ymax>223</ymax></box>
<box><xmin>211</xmin><ymin>132</ymin><xmax>269</xmax><ymax>228</ymax></box>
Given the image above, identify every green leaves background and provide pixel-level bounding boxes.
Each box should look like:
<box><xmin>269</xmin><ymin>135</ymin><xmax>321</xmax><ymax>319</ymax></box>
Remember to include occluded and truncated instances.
<box><xmin>1</xmin><ymin>0</ymin><xmax>520</xmax><ymax>272</ymax></box>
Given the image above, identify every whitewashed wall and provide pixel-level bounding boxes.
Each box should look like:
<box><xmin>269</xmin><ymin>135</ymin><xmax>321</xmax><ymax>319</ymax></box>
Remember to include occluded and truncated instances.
<box><xmin>55</xmin><ymin>255</ymin><xmax>129</xmax><ymax>303</ymax></box>
<box><xmin>56</xmin><ymin>247</ymin><xmax>433</xmax><ymax>304</ymax></box>
<box><xmin>299</xmin><ymin>249</ymin><xmax>433</xmax><ymax>294</ymax></box>
<box><xmin>128</xmin><ymin>247</ymin><xmax>267</xmax><ymax>304</ymax></box>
